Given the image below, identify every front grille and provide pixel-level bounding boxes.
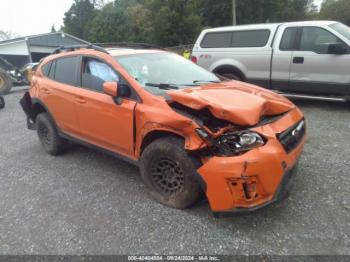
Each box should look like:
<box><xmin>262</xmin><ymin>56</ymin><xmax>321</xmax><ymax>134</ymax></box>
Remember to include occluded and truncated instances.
<box><xmin>277</xmin><ymin>119</ymin><xmax>306</xmax><ymax>153</ymax></box>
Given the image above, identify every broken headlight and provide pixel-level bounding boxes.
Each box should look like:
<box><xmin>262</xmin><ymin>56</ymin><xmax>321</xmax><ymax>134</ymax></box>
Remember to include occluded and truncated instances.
<box><xmin>218</xmin><ymin>131</ymin><xmax>265</xmax><ymax>154</ymax></box>
<box><xmin>196</xmin><ymin>128</ymin><xmax>265</xmax><ymax>156</ymax></box>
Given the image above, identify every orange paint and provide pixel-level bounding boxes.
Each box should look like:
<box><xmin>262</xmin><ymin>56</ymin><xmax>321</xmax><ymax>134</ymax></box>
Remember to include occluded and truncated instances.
<box><xmin>25</xmin><ymin>48</ymin><xmax>306</xmax><ymax>213</ymax></box>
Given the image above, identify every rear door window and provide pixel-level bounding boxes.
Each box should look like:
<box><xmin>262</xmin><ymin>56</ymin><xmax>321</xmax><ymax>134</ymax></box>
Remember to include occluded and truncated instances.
<box><xmin>54</xmin><ymin>56</ymin><xmax>79</xmax><ymax>86</ymax></box>
<box><xmin>280</xmin><ymin>27</ymin><xmax>298</xmax><ymax>51</ymax></box>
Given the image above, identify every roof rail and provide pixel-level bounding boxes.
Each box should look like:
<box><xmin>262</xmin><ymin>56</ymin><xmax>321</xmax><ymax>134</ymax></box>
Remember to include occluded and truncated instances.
<box><xmin>94</xmin><ymin>42</ymin><xmax>163</xmax><ymax>50</ymax></box>
<box><xmin>52</xmin><ymin>44</ymin><xmax>109</xmax><ymax>54</ymax></box>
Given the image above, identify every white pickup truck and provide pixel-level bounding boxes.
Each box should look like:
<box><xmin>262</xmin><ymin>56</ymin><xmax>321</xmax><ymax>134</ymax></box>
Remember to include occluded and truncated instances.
<box><xmin>192</xmin><ymin>21</ymin><xmax>350</xmax><ymax>101</ymax></box>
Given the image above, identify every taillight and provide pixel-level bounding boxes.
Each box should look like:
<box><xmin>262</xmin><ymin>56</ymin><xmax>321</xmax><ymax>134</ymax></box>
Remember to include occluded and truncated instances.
<box><xmin>191</xmin><ymin>56</ymin><xmax>197</xmax><ymax>64</ymax></box>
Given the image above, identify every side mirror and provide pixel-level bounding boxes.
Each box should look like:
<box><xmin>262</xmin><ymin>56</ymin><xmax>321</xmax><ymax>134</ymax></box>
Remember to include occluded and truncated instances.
<box><xmin>103</xmin><ymin>81</ymin><xmax>132</xmax><ymax>105</ymax></box>
<box><xmin>103</xmin><ymin>81</ymin><xmax>118</xmax><ymax>97</ymax></box>
<box><xmin>328</xmin><ymin>43</ymin><xmax>347</xmax><ymax>55</ymax></box>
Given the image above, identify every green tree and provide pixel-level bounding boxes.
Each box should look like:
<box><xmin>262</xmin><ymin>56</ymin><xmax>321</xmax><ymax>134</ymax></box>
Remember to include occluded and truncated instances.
<box><xmin>196</xmin><ymin>0</ymin><xmax>232</xmax><ymax>28</ymax></box>
<box><xmin>236</xmin><ymin>0</ymin><xmax>313</xmax><ymax>24</ymax></box>
<box><xmin>145</xmin><ymin>0</ymin><xmax>202</xmax><ymax>46</ymax></box>
<box><xmin>318</xmin><ymin>0</ymin><xmax>350</xmax><ymax>25</ymax></box>
<box><xmin>126</xmin><ymin>3</ymin><xmax>154</xmax><ymax>43</ymax></box>
<box><xmin>61</xmin><ymin>0</ymin><xmax>317</xmax><ymax>47</ymax></box>
<box><xmin>86</xmin><ymin>2</ymin><xmax>132</xmax><ymax>43</ymax></box>
<box><xmin>195</xmin><ymin>0</ymin><xmax>314</xmax><ymax>27</ymax></box>
<box><xmin>63</xmin><ymin>0</ymin><xmax>96</xmax><ymax>39</ymax></box>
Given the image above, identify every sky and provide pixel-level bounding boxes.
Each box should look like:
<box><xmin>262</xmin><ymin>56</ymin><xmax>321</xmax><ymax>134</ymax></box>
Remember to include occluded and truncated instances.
<box><xmin>1</xmin><ymin>0</ymin><xmax>324</xmax><ymax>37</ymax></box>
<box><xmin>0</xmin><ymin>0</ymin><xmax>74</xmax><ymax>37</ymax></box>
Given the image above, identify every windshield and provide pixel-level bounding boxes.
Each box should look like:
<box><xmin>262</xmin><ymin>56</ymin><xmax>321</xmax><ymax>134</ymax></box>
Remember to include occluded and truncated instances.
<box><xmin>329</xmin><ymin>23</ymin><xmax>350</xmax><ymax>41</ymax></box>
<box><xmin>115</xmin><ymin>52</ymin><xmax>219</xmax><ymax>95</ymax></box>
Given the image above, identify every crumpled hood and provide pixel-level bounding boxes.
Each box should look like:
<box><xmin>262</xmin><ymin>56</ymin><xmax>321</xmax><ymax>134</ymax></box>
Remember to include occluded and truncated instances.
<box><xmin>167</xmin><ymin>81</ymin><xmax>295</xmax><ymax>126</ymax></box>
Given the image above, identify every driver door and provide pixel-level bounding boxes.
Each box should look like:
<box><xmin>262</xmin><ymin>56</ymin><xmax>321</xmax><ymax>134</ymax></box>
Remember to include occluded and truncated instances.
<box><xmin>289</xmin><ymin>26</ymin><xmax>350</xmax><ymax>95</ymax></box>
<box><xmin>75</xmin><ymin>56</ymin><xmax>137</xmax><ymax>158</ymax></box>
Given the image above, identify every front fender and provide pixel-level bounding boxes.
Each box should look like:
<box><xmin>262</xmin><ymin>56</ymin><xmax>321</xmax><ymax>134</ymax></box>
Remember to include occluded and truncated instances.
<box><xmin>135</xmin><ymin>123</ymin><xmax>206</xmax><ymax>158</ymax></box>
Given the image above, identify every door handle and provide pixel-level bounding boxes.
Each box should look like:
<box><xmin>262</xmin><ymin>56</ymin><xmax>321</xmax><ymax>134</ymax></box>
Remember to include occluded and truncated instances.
<box><xmin>293</xmin><ymin>57</ymin><xmax>304</xmax><ymax>64</ymax></box>
<box><xmin>75</xmin><ymin>97</ymin><xmax>86</xmax><ymax>104</ymax></box>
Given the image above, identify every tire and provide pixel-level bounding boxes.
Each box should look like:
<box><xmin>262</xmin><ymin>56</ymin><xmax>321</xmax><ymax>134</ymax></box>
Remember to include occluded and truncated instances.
<box><xmin>139</xmin><ymin>136</ymin><xmax>202</xmax><ymax>209</ymax></box>
<box><xmin>36</xmin><ymin>113</ymin><xmax>68</xmax><ymax>155</ymax></box>
<box><xmin>0</xmin><ymin>70</ymin><xmax>12</xmax><ymax>95</ymax></box>
<box><xmin>220</xmin><ymin>72</ymin><xmax>242</xmax><ymax>81</ymax></box>
<box><xmin>0</xmin><ymin>96</ymin><xmax>4</xmax><ymax>109</ymax></box>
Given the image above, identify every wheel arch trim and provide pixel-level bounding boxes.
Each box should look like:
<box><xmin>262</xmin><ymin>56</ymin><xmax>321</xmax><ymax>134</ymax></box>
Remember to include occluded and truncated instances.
<box><xmin>139</xmin><ymin>129</ymin><xmax>186</xmax><ymax>156</ymax></box>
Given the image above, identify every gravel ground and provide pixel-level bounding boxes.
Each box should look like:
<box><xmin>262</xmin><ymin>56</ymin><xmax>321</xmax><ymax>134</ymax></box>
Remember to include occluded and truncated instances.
<box><xmin>0</xmin><ymin>86</ymin><xmax>349</xmax><ymax>255</ymax></box>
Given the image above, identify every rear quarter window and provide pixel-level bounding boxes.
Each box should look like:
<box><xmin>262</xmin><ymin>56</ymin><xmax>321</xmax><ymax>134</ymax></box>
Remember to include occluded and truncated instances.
<box><xmin>201</xmin><ymin>29</ymin><xmax>270</xmax><ymax>48</ymax></box>
<box><xmin>41</xmin><ymin>62</ymin><xmax>52</xmax><ymax>77</ymax></box>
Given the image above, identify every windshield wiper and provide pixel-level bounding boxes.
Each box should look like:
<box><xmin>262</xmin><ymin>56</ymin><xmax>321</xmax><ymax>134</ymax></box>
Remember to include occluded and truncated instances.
<box><xmin>193</xmin><ymin>80</ymin><xmax>221</xmax><ymax>84</ymax></box>
<box><xmin>145</xmin><ymin>83</ymin><xmax>180</xmax><ymax>90</ymax></box>
<box><xmin>145</xmin><ymin>82</ymin><xmax>200</xmax><ymax>90</ymax></box>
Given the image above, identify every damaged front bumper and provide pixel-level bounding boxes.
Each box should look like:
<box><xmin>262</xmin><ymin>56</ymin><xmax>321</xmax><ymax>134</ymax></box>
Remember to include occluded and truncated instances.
<box><xmin>211</xmin><ymin>164</ymin><xmax>298</xmax><ymax>217</ymax></box>
<box><xmin>197</xmin><ymin>108</ymin><xmax>306</xmax><ymax>215</ymax></box>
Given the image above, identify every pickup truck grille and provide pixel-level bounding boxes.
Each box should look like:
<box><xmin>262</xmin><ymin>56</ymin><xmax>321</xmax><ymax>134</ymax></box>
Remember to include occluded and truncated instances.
<box><xmin>277</xmin><ymin>119</ymin><xmax>306</xmax><ymax>153</ymax></box>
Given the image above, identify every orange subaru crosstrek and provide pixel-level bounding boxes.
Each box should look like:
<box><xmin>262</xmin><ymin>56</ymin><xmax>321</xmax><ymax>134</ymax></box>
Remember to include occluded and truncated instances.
<box><xmin>20</xmin><ymin>45</ymin><xmax>306</xmax><ymax>216</ymax></box>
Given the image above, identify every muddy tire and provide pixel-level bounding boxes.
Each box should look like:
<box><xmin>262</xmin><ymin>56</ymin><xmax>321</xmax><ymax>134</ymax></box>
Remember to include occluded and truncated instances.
<box><xmin>36</xmin><ymin>113</ymin><xmax>68</xmax><ymax>155</ymax></box>
<box><xmin>139</xmin><ymin>136</ymin><xmax>202</xmax><ymax>209</ymax></box>
<box><xmin>0</xmin><ymin>70</ymin><xmax>12</xmax><ymax>95</ymax></box>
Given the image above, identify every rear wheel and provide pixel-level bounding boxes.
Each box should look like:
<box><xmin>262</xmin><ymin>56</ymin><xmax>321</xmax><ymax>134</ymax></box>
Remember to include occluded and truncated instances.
<box><xmin>139</xmin><ymin>136</ymin><xmax>202</xmax><ymax>209</ymax></box>
<box><xmin>0</xmin><ymin>70</ymin><xmax>12</xmax><ymax>95</ymax></box>
<box><xmin>36</xmin><ymin>113</ymin><xmax>68</xmax><ymax>155</ymax></box>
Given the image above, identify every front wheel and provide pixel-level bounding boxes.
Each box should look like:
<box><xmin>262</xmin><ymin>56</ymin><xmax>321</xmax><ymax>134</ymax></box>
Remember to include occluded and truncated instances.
<box><xmin>139</xmin><ymin>137</ymin><xmax>202</xmax><ymax>209</ymax></box>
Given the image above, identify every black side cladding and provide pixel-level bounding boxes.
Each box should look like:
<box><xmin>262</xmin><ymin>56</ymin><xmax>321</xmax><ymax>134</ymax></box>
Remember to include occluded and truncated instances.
<box><xmin>0</xmin><ymin>96</ymin><xmax>5</xmax><ymax>109</ymax></box>
<box><xmin>19</xmin><ymin>92</ymin><xmax>36</xmax><ymax>129</ymax></box>
<box><xmin>20</xmin><ymin>92</ymin><xmax>34</xmax><ymax>118</ymax></box>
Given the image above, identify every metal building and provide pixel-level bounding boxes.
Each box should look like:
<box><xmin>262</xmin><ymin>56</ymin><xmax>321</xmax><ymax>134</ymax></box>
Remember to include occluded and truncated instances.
<box><xmin>0</xmin><ymin>32</ymin><xmax>89</xmax><ymax>69</ymax></box>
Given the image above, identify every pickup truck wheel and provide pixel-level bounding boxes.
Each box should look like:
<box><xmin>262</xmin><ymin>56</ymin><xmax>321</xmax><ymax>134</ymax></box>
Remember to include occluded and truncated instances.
<box><xmin>220</xmin><ymin>72</ymin><xmax>241</xmax><ymax>81</ymax></box>
<box><xmin>36</xmin><ymin>113</ymin><xmax>68</xmax><ymax>155</ymax></box>
<box><xmin>0</xmin><ymin>70</ymin><xmax>12</xmax><ymax>95</ymax></box>
<box><xmin>139</xmin><ymin>136</ymin><xmax>202</xmax><ymax>209</ymax></box>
